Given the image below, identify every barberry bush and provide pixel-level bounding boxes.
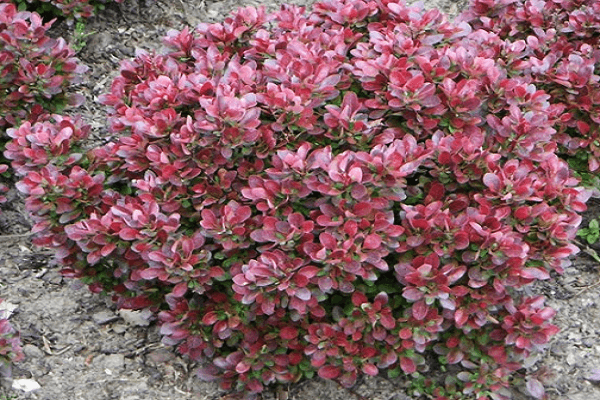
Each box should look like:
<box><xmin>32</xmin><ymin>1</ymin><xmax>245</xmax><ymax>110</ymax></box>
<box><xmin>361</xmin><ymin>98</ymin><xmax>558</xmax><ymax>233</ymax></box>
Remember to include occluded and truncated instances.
<box><xmin>5</xmin><ymin>0</ymin><xmax>597</xmax><ymax>399</ymax></box>
<box><xmin>0</xmin><ymin>2</ymin><xmax>87</xmax><ymax>131</ymax></box>
<box><xmin>1</xmin><ymin>0</ymin><xmax>125</xmax><ymax>20</ymax></box>
<box><xmin>0</xmin><ymin>1</ymin><xmax>86</xmax><ymax>375</ymax></box>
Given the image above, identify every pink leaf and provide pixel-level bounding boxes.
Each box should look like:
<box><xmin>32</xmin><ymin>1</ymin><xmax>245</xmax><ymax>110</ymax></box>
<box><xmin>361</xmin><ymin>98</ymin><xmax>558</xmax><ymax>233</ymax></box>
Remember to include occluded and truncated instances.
<box><xmin>318</xmin><ymin>365</ymin><xmax>341</xmax><ymax>380</ymax></box>
<box><xmin>400</xmin><ymin>357</ymin><xmax>416</xmax><ymax>374</ymax></box>
<box><xmin>483</xmin><ymin>173</ymin><xmax>501</xmax><ymax>192</ymax></box>
<box><xmin>171</xmin><ymin>282</ymin><xmax>188</xmax><ymax>298</ymax></box>
<box><xmin>280</xmin><ymin>326</ymin><xmax>298</xmax><ymax>340</ymax></box>
<box><xmin>119</xmin><ymin>228</ymin><xmax>139</xmax><ymax>241</ymax></box>
<box><xmin>520</xmin><ymin>268</ymin><xmax>550</xmax><ymax>280</ymax></box>
<box><xmin>526</xmin><ymin>378</ymin><xmax>545</xmax><ymax>399</ymax></box>
<box><xmin>362</xmin><ymin>363</ymin><xmax>378</xmax><ymax>376</ymax></box>
<box><xmin>412</xmin><ymin>300</ymin><xmax>428</xmax><ymax>320</ymax></box>
<box><xmin>100</xmin><ymin>243</ymin><xmax>116</xmax><ymax>257</ymax></box>
<box><xmin>363</xmin><ymin>234</ymin><xmax>382</xmax><ymax>250</ymax></box>
<box><xmin>202</xmin><ymin>311</ymin><xmax>219</xmax><ymax>325</ymax></box>
<box><xmin>319</xmin><ymin>232</ymin><xmax>337</xmax><ymax>249</ymax></box>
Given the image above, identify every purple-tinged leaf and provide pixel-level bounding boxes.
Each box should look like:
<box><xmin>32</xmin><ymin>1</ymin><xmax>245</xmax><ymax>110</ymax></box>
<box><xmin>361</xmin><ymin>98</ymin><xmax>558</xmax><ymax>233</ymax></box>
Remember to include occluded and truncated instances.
<box><xmin>525</xmin><ymin>378</ymin><xmax>545</xmax><ymax>399</ymax></box>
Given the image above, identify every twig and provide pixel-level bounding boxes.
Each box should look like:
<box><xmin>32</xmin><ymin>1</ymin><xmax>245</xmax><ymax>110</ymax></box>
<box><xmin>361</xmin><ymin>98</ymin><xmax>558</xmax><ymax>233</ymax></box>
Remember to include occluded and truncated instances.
<box><xmin>85</xmin><ymin>378</ymin><xmax>139</xmax><ymax>385</ymax></box>
<box><xmin>574</xmin><ymin>239</ymin><xmax>600</xmax><ymax>263</ymax></box>
<box><xmin>572</xmin><ymin>279</ymin><xmax>600</xmax><ymax>298</ymax></box>
<box><xmin>0</xmin><ymin>231</ymin><xmax>33</xmax><ymax>241</ymax></box>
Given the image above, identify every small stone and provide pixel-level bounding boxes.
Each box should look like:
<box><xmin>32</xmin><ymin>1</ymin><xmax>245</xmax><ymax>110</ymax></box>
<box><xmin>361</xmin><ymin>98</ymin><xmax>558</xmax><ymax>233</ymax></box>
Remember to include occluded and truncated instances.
<box><xmin>22</xmin><ymin>344</ymin><xmax>44</xmax><ymax>359</ymax></box>
<box><xmin>111</xmin><ymin>324</ymin><xmax>127</xmax><ymax>334</ymax></box>
<box><xmin>12</xmin><ymin>379</ymin><xmax>41</xmax><ymax>392</ymax></box>
<box><xmin>119</xmin><ymin>309</ymin><xmax>153</xmax><ymax>327</ymax></box>
<box><xmin>42</xmin><ymin>271</ymin><xmax>63</xmax><ymax>285</ymax></box>
<box><xmin>92</xmin><ymin>311</ymin><xmax>119</xmax><ymax>325</ymax></box>
<box><xmin>146</xmin><ymin>348</ymin><xmax>176</xmax><ymax>364</ymax></box>
<box><xmin>583</xmin><ymin>337</ymin><xmax>595</xmax><ymax>347</ymax></box>
<box><xmin>103</xmin><ymin>354</ymin><xmax>125</xmax><ymax>373</ymax></box>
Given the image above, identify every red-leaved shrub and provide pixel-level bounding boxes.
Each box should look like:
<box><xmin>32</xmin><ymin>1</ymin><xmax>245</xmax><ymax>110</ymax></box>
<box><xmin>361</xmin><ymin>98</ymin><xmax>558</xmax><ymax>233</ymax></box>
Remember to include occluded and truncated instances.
<box><xmin>0</xmin><ymin>1</ymin><xmax>87</xmax><ymax>374</ymax></box>
<box><xmin>0</xmin><ymin>0</ymin><xmax>126</xmax><ymax>19</ymax></box>
<box><xmin>6</xmin><ymin>0</ymin><xmax>596</xmax><ymax>399</ymax></box>
<box><xmin>0</xmin><ymin>2</ymin><xmax>87</xmax><ymax>130</ymax></box>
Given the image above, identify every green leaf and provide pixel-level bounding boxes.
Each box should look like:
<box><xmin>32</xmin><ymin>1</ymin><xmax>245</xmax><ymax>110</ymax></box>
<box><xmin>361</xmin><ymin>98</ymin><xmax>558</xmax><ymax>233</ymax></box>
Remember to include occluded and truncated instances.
<box><xmin>387</xmin><ymin>366</ymin><xmax>401</xmax><ymax>379</ymax></box>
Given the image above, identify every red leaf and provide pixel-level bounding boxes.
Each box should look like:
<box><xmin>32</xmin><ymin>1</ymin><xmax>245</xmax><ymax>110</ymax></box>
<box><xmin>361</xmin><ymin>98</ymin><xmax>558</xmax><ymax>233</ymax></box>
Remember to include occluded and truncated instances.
<box><xmin>353</xmin><ymin>202</ymin><xmax>372</xmax><ymax>216</ymax></box>
<box><xmin>139</xmin><ymin>268</ymin><xmax>161</xmax><ymax>280</ymax></box>
<box><xmin>362</xmin><ymin>363</ymin><xmax>378</xmax><ymax>376</ymax></box>
<box><xmin>400</xmin><ymin>357</ymin><xmax>416</xmax><ymax>374</ymax></box>
<box><xmin>100</xmin><ymin>243</ymin><xmax>116</xmax><ymax>257</ymax></box>
<box><xmin>363</xmin><ymin>234</ymin><xmax>382</xmax><ymax>250</ymax></box>
<box><xmin>454</xmin><ymin>309</ymin><xmax>468</xmax><ymax>326</ymax></box>
<box><xmin>514</xmin><ymin>206</ymin><xmax>531</xmax><ymax>220</ymax></box>
<box><xmin>412</xmin><ymin>300</ymin><xmax>428</xmax><ymax>320</ymax></box>
<box><xmin>403</xmin><ymin>287</ymin><xmax>423</xmax><ymax>301</ymax></box>
<box><xmin>483</xmin><ymin>173</ymin><xmax>501</xmax><ymax>192</ymax></box>
<box><xmin>318</xmin><ymin>365</ymin><xmax>341</xmax><ymax>380</ymax></box>
<box><xmin>380</xmin><ymin>313</ymin><xmax>396</xmax><ymax>330</ymax></box>
<box><xmin>280</xmin><ymin>326</ymin><xmax>299</xmax><ymax>340</ymax></box>
<box><xmin>319</xmin><ymin>231</ymin><xmax>337</xmax><ymax>249</ymax></box>
<box><xmin>406</xmin><ymin>75</ymin><xmax>425</xmax><ymax>92</ymax></box>
<box><xmin>352</xmin><ymin>292</ymin><xmax>368</xmax><ymax>306</ymax></box>
<box><xmin>520</xmin><ymin>267</ymin><xmax>550</xmax><ymax>280</ymax></box>
<box><xmin>119</xmin><ymin>228</ymin><xmax>139</xmax><ymax>241</ymax></box>
<box><xmin>202</xmin><ymin>311</ymin><xmax>219</xmax><ymax>325</ymax></box>
<box><xmin>171</xmin><ymin>282</ymin><xmax>188</xmax><ymax>298</ymax></box>
<box><xmin>236</xmin><ymin>360</ymin><xmax>251</xmax><ymax>374</ymax></box>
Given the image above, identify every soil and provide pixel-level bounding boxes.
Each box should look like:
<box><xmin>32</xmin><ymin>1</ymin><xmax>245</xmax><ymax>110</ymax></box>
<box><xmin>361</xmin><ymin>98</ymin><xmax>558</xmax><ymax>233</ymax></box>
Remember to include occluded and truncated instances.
<box><xmin>1</xmin><ymin>0</ymin><xmax>600</xmax><ymax>399</ymax></box>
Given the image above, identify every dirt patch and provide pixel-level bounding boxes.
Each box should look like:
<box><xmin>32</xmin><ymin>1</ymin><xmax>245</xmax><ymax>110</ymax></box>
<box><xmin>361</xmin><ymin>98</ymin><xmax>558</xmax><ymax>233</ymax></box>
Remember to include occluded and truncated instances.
<box><xmin>1</xmin><ymin>1</ymin><xmax>600</xmax><ymax>399</ymax></box>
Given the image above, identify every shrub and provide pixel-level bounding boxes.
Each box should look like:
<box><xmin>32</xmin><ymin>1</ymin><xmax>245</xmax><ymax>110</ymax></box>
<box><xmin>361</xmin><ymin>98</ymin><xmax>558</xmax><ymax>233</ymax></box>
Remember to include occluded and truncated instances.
<box><xmin>1</xmin><ymin>0</ymin><xmax>125</xmax><ymax>20</ymax></box>
<box><xmin>0</xmin><ymin>299</ymin><xmax>23</xmax><ymax>377</ymax></box>
<box><xmin>6</xmin><ymin>0</ymin><xmax>594</xmax><ymax>399</ymax></box>
<box><xmin>0</xmin><ymin>1</ymin><xmax>86</xmax><ymax>378</ymax></box>
<box><xmin>0</xmin><ymin>2</ymin><xmax>87</xmax><ymax>131</ymax></box>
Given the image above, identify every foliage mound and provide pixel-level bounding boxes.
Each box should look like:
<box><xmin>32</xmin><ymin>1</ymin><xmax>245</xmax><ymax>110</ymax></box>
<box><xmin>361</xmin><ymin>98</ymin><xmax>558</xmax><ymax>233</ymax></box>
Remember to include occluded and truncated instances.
<box><xmin>0</xmin><ymin>2</ymin><xmax>86</xmax><ymax>131</ymax></box>
<box><xmin>4</xmin><ymin>0</ymin><xmax>599</xmax><ymax>399</ymax></box>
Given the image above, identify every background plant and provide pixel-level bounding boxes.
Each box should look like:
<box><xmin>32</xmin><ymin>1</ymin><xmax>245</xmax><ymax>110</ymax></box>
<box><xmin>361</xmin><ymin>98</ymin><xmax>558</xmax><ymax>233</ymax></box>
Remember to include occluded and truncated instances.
<box><xmin>577</xmin><ymin>218</ymin><xmax>600</xmax><ymax>245</ymax></box>
<box><xmin>0</xmin><ymin>2</ymin><xmax>87</xmax><ymax>131</ymax></box>
<box><xmin>0</xmin><ymin>0</ymin><xmax>126</xmax><ymax>20</ymax></box>
<box><xmin>4</xmin><ymin>0</ymin><xmax>598</xmax><ymax>399</ymax></box>
<box><xmin>0</xmin><ymin>299</ymin><xmax>23</xmax><ymax>378</ymax></box>
<box><xmin>0</xmin><ymin>1</ymin><xmax>87</xmax><ymax>378</ymax></box>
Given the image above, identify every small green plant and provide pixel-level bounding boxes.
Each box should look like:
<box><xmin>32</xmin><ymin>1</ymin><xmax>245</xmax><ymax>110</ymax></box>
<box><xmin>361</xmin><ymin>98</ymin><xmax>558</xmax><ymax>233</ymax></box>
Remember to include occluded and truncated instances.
<box><xmin>72</xmin><ymin>21</ymin><xmax>95</xmax><ymax>52</ymax></box>
<box><xmin>578</xmin><ymin>218</ymin><xmax>600</xmax><ymax>245</ymax></box>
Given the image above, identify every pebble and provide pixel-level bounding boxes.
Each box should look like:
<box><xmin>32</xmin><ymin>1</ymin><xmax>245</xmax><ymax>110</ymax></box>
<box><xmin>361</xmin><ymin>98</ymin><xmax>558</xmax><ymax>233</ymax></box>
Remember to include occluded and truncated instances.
<box><xmin>583</xmin><ymin>337</ymin><xmax>595</xmax><ymax>347</ymax></box>
<box><xmin>22</xmin><ymin>344</ymin><xmax>44</xmax><ymax>359</ymax></box>
<box><xmin>102</xmin><ymin>354</ymin><xmax>125</xmax><ymax>373</ymax></box>
<box><xmin>119</xmin><ymin>309</ymin><xmax>153</xmax><ymax>326</ymax></box>
<box><xmin>92</xmin><ymin>310</ymin><xmax>119</xmax><ymax>325</ymax></box>
<box><xmin>146</xmin><ymin>348</ymin><xmax>176</xmax><ymax>364</ymax></box>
